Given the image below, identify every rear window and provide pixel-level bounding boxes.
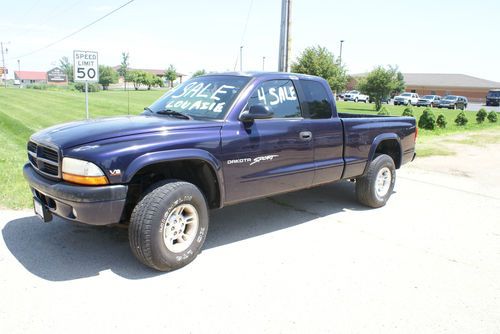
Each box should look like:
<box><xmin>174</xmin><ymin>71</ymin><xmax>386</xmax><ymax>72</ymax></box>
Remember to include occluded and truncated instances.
<box><xmin>300</xmin><ymin>80</ymin><xmax>332</xmax><ymax>119</ymax></box>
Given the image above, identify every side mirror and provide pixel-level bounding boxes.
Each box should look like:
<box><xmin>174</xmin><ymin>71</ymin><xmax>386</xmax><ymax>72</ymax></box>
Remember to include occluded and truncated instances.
<box><xmin>239</xmin><ymin>105</ymin><xmax>273</xmax><ymax>122</ymax></box>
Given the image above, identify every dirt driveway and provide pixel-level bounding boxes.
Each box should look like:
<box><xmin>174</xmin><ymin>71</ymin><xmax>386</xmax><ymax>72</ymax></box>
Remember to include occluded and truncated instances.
<box><xmin>1</xmin><ymin>132</ymin><xmax>499</xmax><ymax>333</ymax></box>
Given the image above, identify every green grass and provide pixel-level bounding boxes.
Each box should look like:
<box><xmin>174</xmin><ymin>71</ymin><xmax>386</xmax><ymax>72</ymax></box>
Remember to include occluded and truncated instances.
<box><xmin>0</xmin><ymin>88</ymin><xmax>165</xmax><ymax>209</ymax></box>
<box><xmin>336</xmin><ymin>101</ymin><xmax>500</xmax><ymax>136</ymax></box>
<box><xmin>0</xmin><ymin>89</ymin><xmax>498</xmax><ymax>209</ymax></box>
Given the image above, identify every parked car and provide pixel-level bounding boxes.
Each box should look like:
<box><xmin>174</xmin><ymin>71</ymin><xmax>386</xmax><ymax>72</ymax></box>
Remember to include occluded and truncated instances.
<box><xmin>343</xmin><ymin>90</ymin><xmax>369</xmax><ymax>103</ymax></box>
<box><xmin>437</xmin><ymin>95</ymin><xmax>468</xmax><ymax>110</ymax></box>
<box><xmin>23</xmin><ymin>72</ymin><xmax>417</xmax><ymax>271</ymax></box>
<box><xmin>486</xmin><ymin>89</ymin><xmax>500</xmax><ymax>106</ymax></box>
<box><xmin>394</xmin><ymin>92</ymin><xmax>419</xmax><ymax>106</ymax></box>
<box><xmin>416</xmin><ymin>95</ymin><xmax>441</xmax><ymax>107</ymax></box>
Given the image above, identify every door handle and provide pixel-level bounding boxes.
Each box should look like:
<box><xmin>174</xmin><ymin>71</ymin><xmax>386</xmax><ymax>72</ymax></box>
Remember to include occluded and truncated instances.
<box><xmin>299</xmin><ymin>131</ymin><xmax>312</xmax><ymax>141</ymax></box>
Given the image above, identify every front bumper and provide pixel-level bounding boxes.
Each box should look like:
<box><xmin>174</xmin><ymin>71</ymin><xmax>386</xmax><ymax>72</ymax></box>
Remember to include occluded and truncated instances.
<box><xmin>417</xmin><ymin>101</ymin><xmax>431</xmax><ymax>106</ymax></box>
<box><xmin>23</xmin><ymin>163</ymin><xmax>128</xmax><ymax>225</ymax></box>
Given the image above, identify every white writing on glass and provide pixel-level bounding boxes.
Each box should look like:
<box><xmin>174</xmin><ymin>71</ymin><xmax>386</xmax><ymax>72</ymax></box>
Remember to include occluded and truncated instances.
<box><xmin>167</xmin><ymin>82</ymin><xmax>235</xmax><ymax>113</ymax></box>
<box><xmin>257</xmin><ymin>85</ymin><xmax>296</xmax><ymax>106</ymax></box>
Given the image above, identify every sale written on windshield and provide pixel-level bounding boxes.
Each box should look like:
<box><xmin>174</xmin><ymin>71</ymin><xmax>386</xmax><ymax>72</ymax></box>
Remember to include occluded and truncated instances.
<box><xmin>73</xmin><ymin>50</ymin><xmax>99</xmax><ymax>82</ymax></box>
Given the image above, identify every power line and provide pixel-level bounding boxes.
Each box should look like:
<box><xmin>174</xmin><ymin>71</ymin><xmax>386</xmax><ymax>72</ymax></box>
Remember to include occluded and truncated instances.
<box><xmin>11</xmin><ymin>0</ymin><xmax>135</xmax><ymax>60</ymax></box>
<box><xmin>233</xmin><ymin>0</ymin><xmax>254</xmax><ymax>71</ymax></box>
<box><xmin>13</xmin><ymin>0</ymin><xmax>85</xmax><ymax>41</ymax></box>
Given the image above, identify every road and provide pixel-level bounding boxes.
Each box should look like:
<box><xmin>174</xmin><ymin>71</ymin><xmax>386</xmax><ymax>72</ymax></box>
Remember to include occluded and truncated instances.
<box><xmin>1</xmin><ymin>143</ymin><xmax>499</xmax><ymax>333</ymax></box>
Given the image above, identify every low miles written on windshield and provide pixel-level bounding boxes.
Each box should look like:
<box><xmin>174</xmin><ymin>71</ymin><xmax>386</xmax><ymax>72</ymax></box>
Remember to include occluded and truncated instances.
<box><xmin>148</xmin><ymin>76</ymin><xmax>250</xmax><ymax>119</ymax></box>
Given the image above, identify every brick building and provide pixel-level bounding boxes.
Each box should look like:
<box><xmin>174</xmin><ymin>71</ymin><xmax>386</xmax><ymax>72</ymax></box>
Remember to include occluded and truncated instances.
<box><xmin>350</xmin><ymin>73</ymin><xmax>500</xmax><ymax>103</ymax></box>
<box><xmin>403</xmin><ymin>73</ymin><xmax>500</xmax><ymax>102</ymax></box>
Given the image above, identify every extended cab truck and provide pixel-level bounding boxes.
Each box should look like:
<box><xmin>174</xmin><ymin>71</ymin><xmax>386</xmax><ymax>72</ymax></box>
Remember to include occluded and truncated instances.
<box><xmin>23</xmin><ymin>72</ymin><xmax>417</xmax><ymax>271</ymax></box>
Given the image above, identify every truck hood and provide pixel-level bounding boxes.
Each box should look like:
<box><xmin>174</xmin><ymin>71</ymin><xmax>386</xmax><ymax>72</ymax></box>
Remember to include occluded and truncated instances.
<box><xmin>30</xmin><ymin>115</ymin><xmax>222</xmax><ymax>149</ymax></box>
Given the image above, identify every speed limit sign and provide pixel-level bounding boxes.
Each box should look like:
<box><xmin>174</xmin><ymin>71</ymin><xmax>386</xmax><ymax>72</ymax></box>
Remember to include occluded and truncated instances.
<box><xmin>73</xmin><ymin>50</ymin><xmax>99</xmax><ymax>82</ymax></box>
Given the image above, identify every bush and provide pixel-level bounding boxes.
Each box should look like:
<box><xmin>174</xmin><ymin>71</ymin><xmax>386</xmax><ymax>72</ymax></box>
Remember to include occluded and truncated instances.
<box><xmin>418</xmin><ymin>108</ymin><xmax>436</xmax><ymax>130</ymax></box>
<box><xmin>377</xmin><ymin>106</ymin><xmax>390</xmax><ymax>116</ymax></box>
<box><xmin>436</xmin><ymin>114</ymin><xmax>447</xmax><ymax>128</ymax></box>
<box><xmin>74</xmin><ymin>82</ymin><xmax>101</xmax><ymax>92</ymax></box>
<box><xmin>402</xmin><ymin>107</ymin><xmax>414</xmax><ymax>117</ymax></box>
<box><xmin>487</xmin><ymin>111</ymin><xmax>498</xmax><ymax>123</ymax></box>
<box><xmin>26</xmin><ymin>84</ymin><xmax>48</xmax><ymax>90</ymax></box>
<box><xmin>476</xmin><ymin>108</ymin><xmax>487</xmax><ymax>123</ymax></box>
<box><xmin>454</xmin><ymin>111</ymin><xmax>468</xmax><ymax>126</ymax></box>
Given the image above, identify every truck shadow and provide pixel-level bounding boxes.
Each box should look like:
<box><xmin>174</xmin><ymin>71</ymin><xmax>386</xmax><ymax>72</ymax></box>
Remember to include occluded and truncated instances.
<box><xmin>2</xmin><ymin>181</ymin><xmax>371</xmax><ymax>281</ymax></box>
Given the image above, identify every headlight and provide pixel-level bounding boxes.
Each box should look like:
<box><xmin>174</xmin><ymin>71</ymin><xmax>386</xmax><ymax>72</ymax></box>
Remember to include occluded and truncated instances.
<box><xmin>62</xmin><ymin>157</ymin><xmax>108</xmax><ymax>185</ymax></box>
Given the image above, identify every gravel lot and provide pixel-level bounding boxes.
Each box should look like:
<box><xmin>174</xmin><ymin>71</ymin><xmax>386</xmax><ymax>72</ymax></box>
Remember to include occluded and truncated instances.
<box><xmin>1</xmin><ymin>140</ymin><xmax>499</xmax><ymax>333</ymax></box>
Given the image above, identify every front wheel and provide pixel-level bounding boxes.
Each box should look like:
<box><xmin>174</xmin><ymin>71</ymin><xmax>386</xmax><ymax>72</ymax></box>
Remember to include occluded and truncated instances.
<box><xmin>129</xmin><ymin>180</ymin><xmax>209</xmax><ymax>271</ymax></box>
<box><xmin>355</xmin><ymin>154</ymin><xmax>396</xmax><ymax>208</ymax></box>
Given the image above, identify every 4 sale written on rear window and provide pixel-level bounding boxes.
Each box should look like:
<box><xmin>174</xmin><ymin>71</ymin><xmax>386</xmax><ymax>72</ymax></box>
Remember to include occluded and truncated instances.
<box><xmin>73</xmin><ymin>50</ymin><xmax>98</xmax><ymax>82</ymax></box>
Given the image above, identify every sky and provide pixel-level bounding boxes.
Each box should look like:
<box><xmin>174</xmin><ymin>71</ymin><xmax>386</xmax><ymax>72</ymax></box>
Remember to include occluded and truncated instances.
<box><xmin>1</xmin><ymin>0</ymin><xmax>500</xmax><ymax>81</ymax></box>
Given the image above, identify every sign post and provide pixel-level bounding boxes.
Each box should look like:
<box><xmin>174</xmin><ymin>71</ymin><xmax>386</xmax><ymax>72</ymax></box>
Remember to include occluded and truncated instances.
<box><xmin>73</xmin><ymin>50</ymin><xmax>99</xmax><ymax>119</ymax></box>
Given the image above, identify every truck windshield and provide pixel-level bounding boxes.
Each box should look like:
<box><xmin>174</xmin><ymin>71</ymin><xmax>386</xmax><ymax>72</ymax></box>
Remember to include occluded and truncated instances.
<box><xmin>148</xmin><ymin>75</ymin><xmax>250</xmax><ymax>120</ymax></box>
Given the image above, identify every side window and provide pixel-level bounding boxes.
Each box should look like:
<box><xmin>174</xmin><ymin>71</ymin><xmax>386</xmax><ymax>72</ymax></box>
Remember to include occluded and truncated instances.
<box><xmin>300</xmin><ymin>80</ymin><xmax>333</xmax><ymax>119</ymax></box>
<box><xmin>246</xmin><ymin>80</ymin><xmax>301</xmax><ymax>118</ymax></box>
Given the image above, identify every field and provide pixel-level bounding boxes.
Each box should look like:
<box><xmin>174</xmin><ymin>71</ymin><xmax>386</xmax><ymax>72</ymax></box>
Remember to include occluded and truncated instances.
<box><xmin>0</xmin><ymin>88</ymin><xmax>165</xmax><ymax>209</ymax></box>
<box><xmin>0</xmin><ymin>88</ymin><xmax>499</xmax><ymax>209</ymax></box>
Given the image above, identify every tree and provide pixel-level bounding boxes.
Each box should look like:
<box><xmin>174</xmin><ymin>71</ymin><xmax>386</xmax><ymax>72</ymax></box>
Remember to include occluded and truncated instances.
<box><xmin>291</xmin><ymin>45</ymin><xmax>348</xmax><ymax>93</ymax></box>
<box><xmin>59</xmin><ymin>56</ymin><xmax>73</xmax><ymax>82</ymax></box>
<box><xmin>357</xmin><ymin>66</ymin><xmax>406</xmax><ymax>111</ymax></box>
<box><xmin>98</xmin><ymin>65</ymin><xmax>118</xmax><ymax>90</ymax></box>
<box><xmin>126</xmin><ymin>70</ymin><xmax>145</xmax><ymax>90</ymax></box>
<box><xmin>141</xmin><ymin>72</ymin><xmax>162</xmax><ymax>90</ymax></box>
<box><xmin>393</xmin><ymin>70</ymin><xmax>405</xmax><ymax>95</ymax></box>
<box><xmin>192</xmin><ymin>69</ymin><xmax>206</xmax><ymax>78</ymax></box>
<box><xmin>118</xmin><ymin>52</ymin><xmax>129</xmax><ymax>91</ymax></box>
<box><xmin>164</xmin><ymin>64</ymin><xmax>177</xmax><ymax>87</ymax></box>
<box><xmin>126</xmin><ymin>70</ymin><xmax>163</xmax><ymax>90</ymax></box>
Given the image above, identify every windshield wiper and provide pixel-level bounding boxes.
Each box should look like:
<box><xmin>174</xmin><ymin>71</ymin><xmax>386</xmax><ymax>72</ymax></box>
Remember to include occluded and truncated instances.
<box><xmin>144</xmin><ymin>107</ymin><xmax>193</xmax><ymax>120</ymax></box>
<box><xmin>156</xmin><ymin>109</ymin><xmax>193</xmax><ymax>120</ymax></box>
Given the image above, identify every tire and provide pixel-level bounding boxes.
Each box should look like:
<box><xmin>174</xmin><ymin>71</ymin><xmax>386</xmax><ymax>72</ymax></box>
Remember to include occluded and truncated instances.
<box><xmin>129</xmin><ymin>180</ymin><xmax>209</xmax><ymax>271</ymax></box>
<box><xmin>355</xmin><ymin>154</ymin><xmax>396</xmax><ymax>208</ymax></box>
<box><xmin>355</xmin><ymin>98</ymin><xmax>358</xmax><ymax>103</ymax></box>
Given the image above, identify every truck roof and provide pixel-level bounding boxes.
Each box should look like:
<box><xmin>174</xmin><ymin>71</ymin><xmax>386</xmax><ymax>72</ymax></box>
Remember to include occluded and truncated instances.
<box><xmin>201</xmin><ymin>71</ymin><xmax>324</xmax><ymax>81</ymax></box>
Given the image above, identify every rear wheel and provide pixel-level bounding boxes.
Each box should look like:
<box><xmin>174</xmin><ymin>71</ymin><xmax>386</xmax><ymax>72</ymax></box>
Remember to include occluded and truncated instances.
<box><xmin>129</xmin><ymin>180</ymin><xmax>209</xmax><ymax>271</ymax></box>
<box><xmin>356</xmin><ymin>154</ymin><xmax>396</xmax><ymax>208</ymax></box>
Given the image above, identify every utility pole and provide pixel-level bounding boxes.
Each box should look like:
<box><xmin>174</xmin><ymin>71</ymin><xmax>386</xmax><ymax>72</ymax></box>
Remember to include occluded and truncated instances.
<box><xmin>262</xmin><ymin>56</ymin><xmax>266</xmax><ymax>71</ymax></box>
<box><xmin>240</xmin><ymin>46</ymin><xmax>243</xmax><ymax>72</ymax></box>
<box><xmin>1</xmin><ymin>42</ymin><xmax>7</xmax><ymax>88</ymax></box>
<box><xmin>17</xmin><ymin>59</ymin><xmax>20</xmax><ymax>72</ymax></box>
<box><xmin>339</xmin><ymin>40</ymin><xmax>345</xmax><ymax>66</ymax></box>
<box><xmin>278</xmin><ymin>0</ymin><xmax>292</xmax><ymax>72</ymax></box>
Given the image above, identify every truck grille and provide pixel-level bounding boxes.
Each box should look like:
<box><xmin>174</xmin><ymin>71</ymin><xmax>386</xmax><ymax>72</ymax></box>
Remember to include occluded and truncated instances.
<box><xmin>27</xmin><ymin>141</ymin><xmax>61</xmax><ymax>178</ymax></box>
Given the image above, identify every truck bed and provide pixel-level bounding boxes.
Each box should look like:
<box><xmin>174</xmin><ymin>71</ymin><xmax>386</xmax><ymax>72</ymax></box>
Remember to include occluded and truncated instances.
<box><xmin>338</xmin><ymin>113</ymin><xmax>417</xmax><ymax>179</ymax></box>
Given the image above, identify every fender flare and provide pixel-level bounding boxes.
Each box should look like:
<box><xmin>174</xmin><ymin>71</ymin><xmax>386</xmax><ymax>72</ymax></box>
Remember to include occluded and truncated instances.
<box><xmin>123</xmin><ymin>148</ymin><xmax>225</xmax><ymax>206</ymax></box>
<box><xmin>364</xmin><ymin>133</ymin><xmax>402</xmax><ymax>174</ymax></box>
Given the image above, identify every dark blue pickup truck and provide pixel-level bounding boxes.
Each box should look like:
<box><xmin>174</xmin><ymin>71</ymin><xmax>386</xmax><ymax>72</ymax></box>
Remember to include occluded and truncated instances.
<box><xmin>24</xmin><ymin>72</ymin><xmax>416</xmax><ymax>271</ymax></box>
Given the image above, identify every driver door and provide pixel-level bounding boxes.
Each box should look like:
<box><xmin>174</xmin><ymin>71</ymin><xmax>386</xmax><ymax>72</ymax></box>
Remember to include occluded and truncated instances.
<box><xmin>221</xmin><ymin>79</ymin><xmax>314</xmax><ymax>204</ymax></box>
